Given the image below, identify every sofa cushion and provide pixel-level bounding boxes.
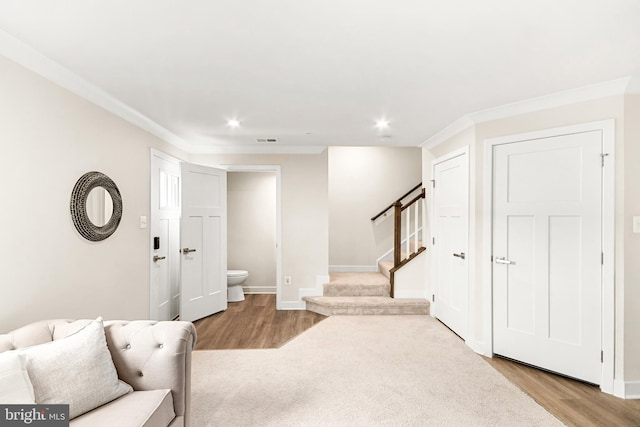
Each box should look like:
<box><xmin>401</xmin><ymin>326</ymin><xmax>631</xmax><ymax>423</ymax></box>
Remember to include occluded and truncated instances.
<box><xmin>70</xmin><ymin>389</ymin><xmax>175</xmax><ymax>427</ymax></box>
<box><xmin>0</xmin><ymin>321</ymin><xmax>56</xmax><ymax>352</ymax></box>
<box><xmin>20</xmin><ymin>318</ymin><xmax>132</xmax><ymax>419</ymax></box>
<box><xmin>0</xmin><ymin>351</ymin><xmax>35</xmax><ymax>403</ymax></box>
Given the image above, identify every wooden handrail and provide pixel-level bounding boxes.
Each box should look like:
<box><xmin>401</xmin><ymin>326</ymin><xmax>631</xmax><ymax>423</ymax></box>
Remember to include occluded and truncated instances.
<box><xmin>400</xmin><ymin>188</ymin><xmax>426</xmax><ymax>212</ymax></box>
<box><xmin>371</xmin><ymin>183</ymin><xmax>422</xmax><ymax>222</ymax></box>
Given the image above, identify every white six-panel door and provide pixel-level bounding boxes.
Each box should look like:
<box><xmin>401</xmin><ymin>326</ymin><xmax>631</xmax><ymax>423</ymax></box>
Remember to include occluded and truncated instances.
<box><xmin>492</xmin><ymin>130</ymin><xmax>602</xmax><ymax>384</ymax></box>
<box><xmin>432</xmin><ymin>151</ymin><xmax>469</xmax><ymax>339</ymax></box>
<box><xmin>180</xmin><ymin>162</ymin><xmax>228</xmax><ymax>322</ymax></box>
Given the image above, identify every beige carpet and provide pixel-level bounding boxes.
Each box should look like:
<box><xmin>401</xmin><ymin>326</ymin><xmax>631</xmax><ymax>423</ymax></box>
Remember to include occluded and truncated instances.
<box><xmin>191</xmin><ymin>316</ymin><xmax>562</xmax><ymax>426</ymax></box>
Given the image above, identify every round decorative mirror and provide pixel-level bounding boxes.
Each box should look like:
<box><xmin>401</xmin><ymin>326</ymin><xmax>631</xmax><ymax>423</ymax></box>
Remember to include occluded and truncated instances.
<box><xmin>86</xmin><ymin>187</ymin><xmax>114</xmax><ymax>227</ymax></box>
<box><xmin>70</xmin><ymin>171</ymin><xmax>122</xmax><ymax>241</ymax></box>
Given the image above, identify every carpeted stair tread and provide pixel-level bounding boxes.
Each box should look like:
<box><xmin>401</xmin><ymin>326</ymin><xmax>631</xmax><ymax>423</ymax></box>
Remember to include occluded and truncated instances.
<box><xmin>303</xmin><ymin>296</ymin><xmax>429</xmax><ymax>316</ymax></box>
<box><xmin>324</xmin><ymin>272</ymin><xmax>390</xmax><ymax>297</ymax></box>
<box><xmin>305</xmin><ymin>296</ymin><xmax>427</xmax><ymax>306</ymax></box>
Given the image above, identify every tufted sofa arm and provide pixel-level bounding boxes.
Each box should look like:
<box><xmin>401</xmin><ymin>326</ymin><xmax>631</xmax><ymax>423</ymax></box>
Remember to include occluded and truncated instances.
<box><xmin>103</xmin><ymin>321</ymin><xmax>196</xmax><ymax>426</ymax></box>
<box><xmin>0</xmin><ymin>319</ymin><xmax>196</xmax><ymax>427</ymax></box>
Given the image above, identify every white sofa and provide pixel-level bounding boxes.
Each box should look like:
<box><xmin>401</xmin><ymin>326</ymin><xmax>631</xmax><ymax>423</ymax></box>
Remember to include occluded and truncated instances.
<box><xmin>0</xmin><ymin>318</ymin><xmax>196</xmax><ymax>427</ymax></box>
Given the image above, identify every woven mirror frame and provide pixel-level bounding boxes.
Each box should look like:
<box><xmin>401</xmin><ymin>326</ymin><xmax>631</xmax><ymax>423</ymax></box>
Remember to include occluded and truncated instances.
<box><xmin>70</xmin><ymin>171</ymin><xmax>123</xmax><ymax>241</ymax></box>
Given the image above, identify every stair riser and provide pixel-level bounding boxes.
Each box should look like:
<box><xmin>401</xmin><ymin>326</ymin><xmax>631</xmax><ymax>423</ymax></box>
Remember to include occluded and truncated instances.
<box><xmin>305</xmin><ymin>301</ymin><xmax>429</xmax><ymax>316</ymax></box>
<box><xmin>323</xmin><ymin>283</ymin><xmax>390</xmax><ymax>297</ymax></box>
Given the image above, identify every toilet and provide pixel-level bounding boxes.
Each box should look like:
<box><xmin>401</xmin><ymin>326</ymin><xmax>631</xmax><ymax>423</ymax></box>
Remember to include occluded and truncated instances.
<box><xmin>227</xmin><ymin>270</ymin><xmax>249</xmax><ymax>302</ymax></box>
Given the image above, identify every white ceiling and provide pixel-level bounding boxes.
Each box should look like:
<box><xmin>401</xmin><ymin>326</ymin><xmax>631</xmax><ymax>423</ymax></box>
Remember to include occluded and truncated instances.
<box><xmin>0</xmin><ymin>1</ymin><xmax>638</xmax><ymax>152</ymax></box>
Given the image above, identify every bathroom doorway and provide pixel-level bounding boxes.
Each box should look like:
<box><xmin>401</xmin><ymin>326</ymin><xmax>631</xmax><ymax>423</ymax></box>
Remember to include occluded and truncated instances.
<box><xmin>225</xmin><ymin>166</ymin><xmax>281</xmax><ymax>306</ymax></box>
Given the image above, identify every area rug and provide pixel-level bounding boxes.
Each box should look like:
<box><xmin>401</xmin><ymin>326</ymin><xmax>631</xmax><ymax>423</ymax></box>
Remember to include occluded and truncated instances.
<box><xmin>191</xmin><ymin>315</ymin><xmax>562</xmax><ymax>426</ymax></box>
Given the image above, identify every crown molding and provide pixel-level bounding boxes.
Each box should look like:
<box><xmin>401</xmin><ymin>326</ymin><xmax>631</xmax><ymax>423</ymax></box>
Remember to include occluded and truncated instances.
<box><xmin>421</xmin><ymin>76</ymin><xmax>633</xmax><ymax>149</ymax></box>
<box><xmin>0</xmin><ymin>30</ymin><xmax>331</xmax><ymax>156</ymax></box>
<box><xmin>2</xmin><ymin>28</ymin><xmax>636</xmax><ymax>154</ymax></box>
<box><xmin>626</xmin><ymin>75</ymin><xmax>640</xmax><ymax>94</ymax></box>
<box><xmin>420</xmin><ymin>115</ymin><xmax>475</xmax><ymax>149</ymax></box>
<box><xmin>0</xmin><ymin>29</ymin><xmax>195</xmax><ymax>152</ymax></box>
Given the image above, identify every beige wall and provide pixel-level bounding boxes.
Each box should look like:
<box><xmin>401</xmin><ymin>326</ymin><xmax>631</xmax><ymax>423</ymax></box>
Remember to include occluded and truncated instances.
<box><xmin>227</xmin><ymin>171</ymin><xmax>277</xmax><ymax>292</ymax></box>
<box><xmin>0</xmin><ymin>55</ymin><xmax>188</xmax><ymax>333</ymax></box>
<box><xmin>423</xmin><ymin>94</ymin><xmax>640</xmax><ymax>387</ymax></box>
<box><xmin>328</xmin><ymin>147</ymin><xmax>422</xmax><ymax>269</ymax></box>
<box><xmin>190</xmin><ymin>152</ymin><xmax>328</xmax><ymax>306</ymax></box>
<box><xmin>623</xmin><ymin>94</ymin><xmax>640</xmax><ymax>380</ymax></box>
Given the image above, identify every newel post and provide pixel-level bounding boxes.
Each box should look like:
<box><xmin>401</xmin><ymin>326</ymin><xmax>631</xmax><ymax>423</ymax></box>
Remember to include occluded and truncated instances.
<box><xmin>393</xmin><ymin>200</ymin><xmax>402</xmax><ymax>268</ymax></box>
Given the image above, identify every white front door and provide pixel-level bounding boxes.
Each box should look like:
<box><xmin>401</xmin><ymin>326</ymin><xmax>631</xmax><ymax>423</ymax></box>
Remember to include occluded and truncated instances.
<box><xmin>432</xmin><ymin>151</ymin><xmax>469</xmax><ymax>339</ymax></box>
<box><xmin>492</xmin><ymin>131</ymin><xmax>602</xmax><ymax>384</ymax></box>
<box><xmin>150</xmin><ymin>151</ymin><xmax>181</xmax><ymax>321</ymax></box>
<box><xmin>180</xmin><ymin>162</ymin><xmax>228</xmax><ymax>322</ymax></box>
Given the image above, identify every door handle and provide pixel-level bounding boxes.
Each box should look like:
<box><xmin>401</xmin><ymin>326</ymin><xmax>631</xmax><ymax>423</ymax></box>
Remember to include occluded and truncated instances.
<box><xmin>453</xmin><ymin>252</ymin><xmax>465</xmax><ymax>260</ymax></box>
<box><xmin>153</xmin><ymin>255</ymin><xmax>166</xmax><ymax>262</ymax></box>
<box><xmin>495</xmin><ymin>257</ymin><xmax>515</xmax><ymax>265</ymax></box>
<box><xmin>182</xmin><ymin>248</ymin><xmax>197</xmax><ymax>254</ymax></box>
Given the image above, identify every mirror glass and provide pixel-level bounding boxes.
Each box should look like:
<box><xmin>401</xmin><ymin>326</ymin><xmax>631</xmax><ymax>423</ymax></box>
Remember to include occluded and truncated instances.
<box><xmin>86</xmin><ymin>187</ymin><xmax>114</xmax><ymax>227</ymax></box>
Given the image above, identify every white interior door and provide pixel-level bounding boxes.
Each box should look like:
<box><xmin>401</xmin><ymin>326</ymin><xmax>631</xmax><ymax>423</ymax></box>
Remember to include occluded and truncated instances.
<box><xmin>150</xmin><ymin>152</ymin><xmax>181</xmax><ymax>321</ymax></box>
<box><xmin>492</xmin><ymin>131</ymin><xmax>602</xmax><ymax>384</ymax></box>
<box><xmin>432</xmin><ymin>151</ymin><xmax>469</xmax><ymax>339</ymax></box>
<box><xmin>180</xmin><ymin>162</ymin><xmax>227</xmax><ymax>322</ymax></box>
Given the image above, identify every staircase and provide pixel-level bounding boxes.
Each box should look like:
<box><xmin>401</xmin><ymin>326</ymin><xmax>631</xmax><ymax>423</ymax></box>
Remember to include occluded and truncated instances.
<box><xmin>305</xmin><ymin>183</ymin><xmax>429</xmax><ymax>316</ymax></box>
<box><xmin>303</xmin><ymin>270</ymin><xmax>430</xmax><ymax>316</ymax></box>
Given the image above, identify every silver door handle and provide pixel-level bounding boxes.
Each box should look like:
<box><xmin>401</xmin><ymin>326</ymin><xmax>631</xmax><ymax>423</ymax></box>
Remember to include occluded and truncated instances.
<box><xmin>153</xmin><ymin>255</ymin><xmax>166</xmax><ymax>262</ymax></box>
<box><xmin>495</xmin><ymin>257</ymin><xmax>515</xmax><ymax>265</ymax></box>
<box><xmin>453</xmin><ymin>252</ymin><xmax>465</xmax><ymax>260</ymax></box>
<box><xmin>182</xmin><ymin>248</ymin><xmax>197</xmax><ymax>254</ymax></box>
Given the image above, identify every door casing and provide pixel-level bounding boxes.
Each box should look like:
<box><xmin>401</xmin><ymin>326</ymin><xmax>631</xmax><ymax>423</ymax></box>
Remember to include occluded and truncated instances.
<box><xmin>482</xmin><ymin>120</ymin><xmax>615</xmax><ymax>394</ymax></box>
<box><xmin>223</xmin><ymin>165</ymin><xmax>283</xmax><ymax>309</ymax></box>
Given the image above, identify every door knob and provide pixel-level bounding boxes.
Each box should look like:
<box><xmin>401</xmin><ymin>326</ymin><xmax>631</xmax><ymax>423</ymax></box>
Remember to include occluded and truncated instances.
<box><xmin>453</xmin><ymin>252</ymin><xmax>465</xmax><ymax>260</ymax></box>
<box><xmin>153</xmin><ymin>255</ymin><xmax>166</xmax><ymax>262</ymax></box>
<box><xmin>495</xmin><ymin>257</ymin><xmax>515</xmax><ymax>265</ymax></box>
<box><xmin>182</xmin><ymin>248</ymin><xmax>197</xmax><ymax>254</ymax></box>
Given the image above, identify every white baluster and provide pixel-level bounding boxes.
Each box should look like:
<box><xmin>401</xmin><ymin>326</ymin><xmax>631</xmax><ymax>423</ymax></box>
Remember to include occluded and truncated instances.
<box><xmin>414</xmin><ymin>202</ymin><xmax>419</xmax><ymax>252</ymax></box>
<box><xmin>405</xmin><ymin>207</ymin><xmax>410</xmax><ymax>259</ymax></box>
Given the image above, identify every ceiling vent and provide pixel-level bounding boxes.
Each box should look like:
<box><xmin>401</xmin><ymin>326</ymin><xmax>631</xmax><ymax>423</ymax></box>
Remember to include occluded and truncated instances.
<box><xmin>256</xmin><ymin>138</ymin><xmax>279</xmax><ymax>143</ymax></box>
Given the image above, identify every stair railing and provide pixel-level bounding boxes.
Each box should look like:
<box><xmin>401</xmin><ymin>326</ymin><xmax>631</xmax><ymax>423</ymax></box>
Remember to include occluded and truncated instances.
<box><xmin>371</xmin><ymin>184</ymin><xmax>426</xmax><ymax>298</ymax></box>
<box><xmin>389</xmin><ymin>187</ymin><xmax>426</xmax><ymax>296</ymax></box>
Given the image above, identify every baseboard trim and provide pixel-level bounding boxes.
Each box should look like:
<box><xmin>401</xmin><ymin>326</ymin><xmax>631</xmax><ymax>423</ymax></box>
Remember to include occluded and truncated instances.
<box><xmin>329</xmin><ymin>265</ymin><xmax>377</xmax><ymax>273</ymax></box>
<box><xmin>243</xmin><ymin>286</ymin><xmax>276</xmax><ymax>294</ymax></box>
<box><xmin>278</xmin><ymin>300</ymin><xmax>306</xmax><ymax>310</ymax></box>
<box><xmin>394</xmin><ymin>290</ymin><xmax>428</xmax><ymax>299</ymax></box>
<box><xmin>614</xmin><ymin>379</ymin><xmax>640</xmax><ymax>399</ymax></box>
<box><xmin>465</xmin><ymin>338</ymin><xmax>486</xmax><ymax>356</ymax></box>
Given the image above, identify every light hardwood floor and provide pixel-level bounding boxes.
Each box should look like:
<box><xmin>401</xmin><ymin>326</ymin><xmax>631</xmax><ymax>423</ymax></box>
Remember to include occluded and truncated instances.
<box><xmin>484</xmin><ymin>356</ymin><xmax>640</xmax><ymax>427</ymax></box>
<box><xmin>193</xmin><ymin>294</ymin><xmax>640</xmax><ymax>426</ymax></box>
<box><xmin>193</xmin><ymin>294</ymin><xmax>326</xmax><ymax>350</ymax></box>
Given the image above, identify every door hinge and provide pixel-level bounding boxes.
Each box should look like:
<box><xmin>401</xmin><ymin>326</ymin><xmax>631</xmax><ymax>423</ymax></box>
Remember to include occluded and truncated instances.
<box><xmin>601</xmin><ymin>350</ymin><xmax>604</xmax><ymax>363</ymax></box>
<box><xmin>491</xmin><ymin>255</ymin><xmax>493</xmax><ymax>262</ymax></box>
<box><xmin>601</xmin><ymin>252</ymin><xmax>604</xmax><ymax>265</ymax></box>
<box><xmin>432</xmin><ymin>237</ymin><xmax>435</xmax><ymax>245</ymax></box>
<box><xmin>432</xmin><ymin>294</ymin><xmax>435</xmax><ymax>302</ymax></box>
<box><xmin>601</xmin><ymin>153</ymin><xmax>609</xmax><ymax>167</ymax></box>
<box><xmin>430</xmin><ymin>179</ymin><xmax>435</xmax><ymax>188</ymax></box>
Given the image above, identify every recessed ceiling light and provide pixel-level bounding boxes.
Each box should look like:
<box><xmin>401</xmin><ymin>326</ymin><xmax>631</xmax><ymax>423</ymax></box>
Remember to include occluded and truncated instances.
<box><xmin>227</xmin><ymin>118</ymin><xmax>240</xmax><ymax>128</ymax></box>
<box><xmin>375</xmin><ymin>119</ymin><xmax>390</xmax><ymax>130</ymax></box>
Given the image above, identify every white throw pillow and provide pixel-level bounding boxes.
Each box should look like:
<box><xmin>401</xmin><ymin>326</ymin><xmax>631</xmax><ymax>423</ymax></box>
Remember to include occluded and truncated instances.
<box><xmin>0</xmin><ymin>351</ymin><xmax>35</xmax><ymax>403</ymax></box>
<box><xmin>20</xmin><ymin>318</ymin><xmax>132</xmax><ymax>419</ymax></box>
